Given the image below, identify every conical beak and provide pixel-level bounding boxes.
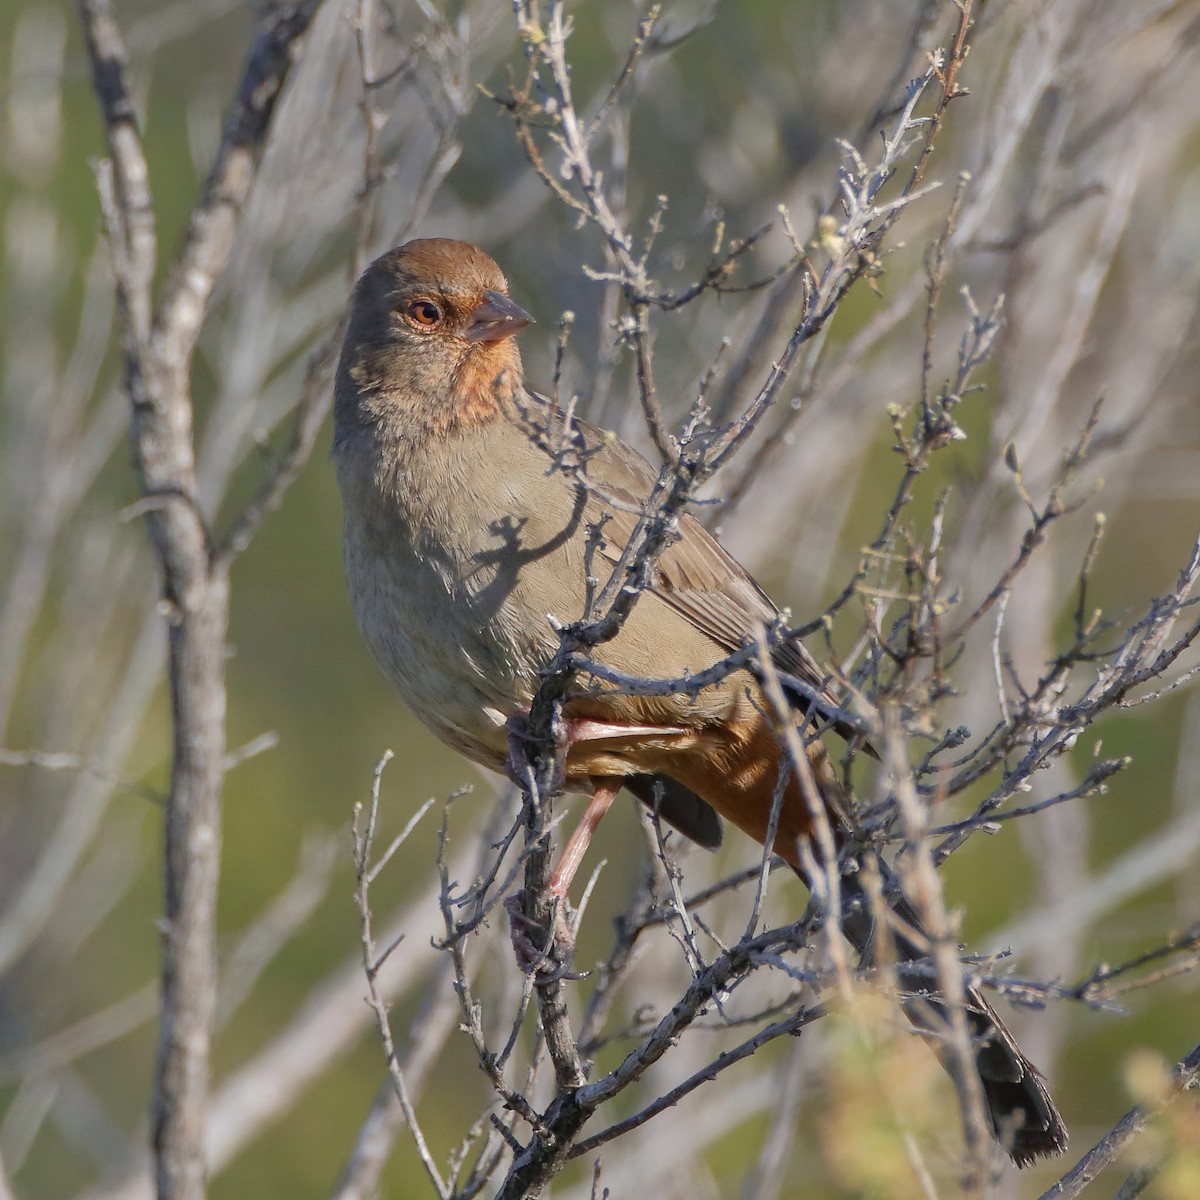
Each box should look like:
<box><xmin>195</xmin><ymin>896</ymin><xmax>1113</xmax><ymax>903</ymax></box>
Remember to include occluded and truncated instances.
<box><xmin>465</xmin><ymin>289</ymin><xmax>534</xmax><ymax>343</ymax></box>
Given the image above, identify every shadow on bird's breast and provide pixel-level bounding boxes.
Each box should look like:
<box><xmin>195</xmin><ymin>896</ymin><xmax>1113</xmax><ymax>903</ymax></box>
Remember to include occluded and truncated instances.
<box><xmin>461</xmin><ymin>487</ymin><xmax>588</xmax><ymax>618</ymax></box>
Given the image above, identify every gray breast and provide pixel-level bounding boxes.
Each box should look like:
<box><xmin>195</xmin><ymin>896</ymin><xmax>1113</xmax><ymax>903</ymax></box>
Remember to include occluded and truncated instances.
<box><xmin>337</xmin><ymin>423</ymin><xmax>588</xmax><ymax>756</ymax></box>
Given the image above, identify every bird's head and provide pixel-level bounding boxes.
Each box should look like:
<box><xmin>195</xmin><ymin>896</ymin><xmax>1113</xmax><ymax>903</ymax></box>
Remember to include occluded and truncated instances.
<box><xmin>335</xmin><ymin>238</ymin><xmax>533</xmax><ymax>437</ymax></box>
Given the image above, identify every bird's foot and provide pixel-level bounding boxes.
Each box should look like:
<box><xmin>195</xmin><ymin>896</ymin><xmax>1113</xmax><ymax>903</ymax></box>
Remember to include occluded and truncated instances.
<box><xmin>503</xmin><ymin>719</ymin><xmax>530</xmax><ymax>786</ymax></box>
<box><xmin>504</xmin><ymin>714</ymin><xmax>568</xmax><ymax>792</ymax></box>
<box><xmin>504</xmin><ymin>891</ymin><xmax>583</xmax><ymax>981</ymax></box>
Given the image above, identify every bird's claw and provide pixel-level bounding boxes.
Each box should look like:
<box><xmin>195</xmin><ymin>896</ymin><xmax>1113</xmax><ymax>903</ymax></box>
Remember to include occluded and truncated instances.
<box><xmin>503</xmin><ymin>720</ymin><xmax>530</xmax><ymax>787</ymax></box>
<box><xmin>504</xmin><ymin>892</ymin><xmax>583</xmax><ymax>981</ymax></box>
<box><xmin>503</xmin><ymin>714</ymin><xmax>570</xmax><ymax>791</ymax></box>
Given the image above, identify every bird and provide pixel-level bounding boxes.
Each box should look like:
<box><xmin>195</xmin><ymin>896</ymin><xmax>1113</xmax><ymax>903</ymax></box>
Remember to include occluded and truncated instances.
<box><xmin>331</xmin><ymin>236</ymin><xmax>1067</xmax><ymax>1167</ymax></box>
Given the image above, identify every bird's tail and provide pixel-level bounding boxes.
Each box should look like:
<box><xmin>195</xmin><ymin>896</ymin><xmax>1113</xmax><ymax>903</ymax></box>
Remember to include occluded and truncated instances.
<box><xmin>824</xmin><ymin>857</ymin><xmax>1068</xmax><ymax>1166</ymax></box>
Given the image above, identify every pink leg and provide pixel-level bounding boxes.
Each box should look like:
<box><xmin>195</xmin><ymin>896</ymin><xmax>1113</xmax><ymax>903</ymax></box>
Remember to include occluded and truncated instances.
<box><xmin>507</xmin><ymin>778</ymin><xmax>621</xmax><ymax>976</ymax></box>
<box><xmin>505</xmin><ymin>715</ymin><xmax>683</xmax><ymax>976</ymax></box>
<box><xmin>542</xmin><ymin>711</ymin><xmax>687</xmax><ymax>896</ymax></box>
<box><xmin>541</xmin><ymin>714</ymin><xmax>684</xmax><ymax>896</ymax></box>
<box><xmin>549</xmin><ymin>779</ymin><xmax>621</xmax><ymax>899</ymax></box>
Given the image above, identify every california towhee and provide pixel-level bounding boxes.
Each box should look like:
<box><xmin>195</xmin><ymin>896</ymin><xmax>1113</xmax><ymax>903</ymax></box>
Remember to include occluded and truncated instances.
<box><xmin>332</xmin><ymin>237</ymin><xmax>1066</xmax><ymax>1165</ymax></box>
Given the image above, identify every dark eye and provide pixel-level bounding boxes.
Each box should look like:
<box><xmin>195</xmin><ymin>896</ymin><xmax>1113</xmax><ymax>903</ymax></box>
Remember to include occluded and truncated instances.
<box><xmin>406</xmin><ymin>298</ymin><xmax>443</xmax><ymax>329</ymax></box>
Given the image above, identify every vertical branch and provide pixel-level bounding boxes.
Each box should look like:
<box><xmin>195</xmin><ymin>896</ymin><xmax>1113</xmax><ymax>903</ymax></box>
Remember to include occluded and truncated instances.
<box><xmin>351</xmin><ymin>753</ymin><xmax>451</xmax><ymax>1200</ymax></box>
<box><xmin>77</xmin><ymin>0</ymin><xmax>156</xmax><ymax>347</ymax></box>
<box><xmin>77</xmin><ymin>4</ymin><xmax>321</xmax><ymax>1199</ymax></box>
<box><xmin>887</xmin><ymin>713</ymin><xmax>995</xmax><ymax>1194</ymax></box>
<box><xmin>151</xmin><ymin>568</ymin><xmax>228</xmax><ymax>1200</ymax></box>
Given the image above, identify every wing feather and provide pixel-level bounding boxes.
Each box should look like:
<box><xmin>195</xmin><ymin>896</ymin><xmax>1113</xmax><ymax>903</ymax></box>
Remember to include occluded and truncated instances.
<box><xmin>559</xmin><ymin>416</ymin><xmax>846</xmax><ymax>727</ymax></box>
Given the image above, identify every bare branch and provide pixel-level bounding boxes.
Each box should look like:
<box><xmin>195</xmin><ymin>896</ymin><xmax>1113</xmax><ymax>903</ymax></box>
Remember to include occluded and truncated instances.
<box><xmin>1037</xmin><ymin>1041</ymin><xmax>1200</xmax><ymax>1200</ymax></box>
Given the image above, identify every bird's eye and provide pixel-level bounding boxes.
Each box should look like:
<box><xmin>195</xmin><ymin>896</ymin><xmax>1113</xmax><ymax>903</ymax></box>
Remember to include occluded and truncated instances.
<box><xmin>406</xmin><ymin>298</ymin><xmax>443</xmax><ymax>329</ymax></box>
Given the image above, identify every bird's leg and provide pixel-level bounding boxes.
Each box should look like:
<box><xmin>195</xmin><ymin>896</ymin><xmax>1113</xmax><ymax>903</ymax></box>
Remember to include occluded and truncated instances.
<box><xmin>505</xmin><ymin>711</ymin><xmax>685</xmax><ymax>976</ymax></box>
<box><xmin>548</xmin><ymin>778</ymin><xmax>620</xmax><ymax>900</ymax></box>
<box><xmin>503</xmin><ymin>710</ymin><xmax>579</xmax><ymax>791</ymax></box>
<box><xmin>541</xmin><ymin>711</ymin><xmax>685</xmax><ymax>898</ymax></box>
<box><xmin>507</xmin><ymin>778</ymin><xmax>622</xmax><ymax>977</ymax></box>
